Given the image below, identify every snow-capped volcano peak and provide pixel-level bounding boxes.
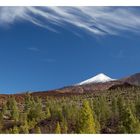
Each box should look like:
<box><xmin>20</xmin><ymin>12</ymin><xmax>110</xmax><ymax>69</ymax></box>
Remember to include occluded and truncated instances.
<box><xmin>77</xmin><ymin>73</ymin><xmax>115</xmax><ymax>85</ymax></box>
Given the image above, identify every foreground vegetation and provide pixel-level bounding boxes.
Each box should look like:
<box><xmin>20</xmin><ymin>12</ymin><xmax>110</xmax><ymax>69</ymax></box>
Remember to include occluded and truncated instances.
<box><xmin>0</xmin><ymin>87</ymin><xmax>140</xmax><ymax>134</ymax></box>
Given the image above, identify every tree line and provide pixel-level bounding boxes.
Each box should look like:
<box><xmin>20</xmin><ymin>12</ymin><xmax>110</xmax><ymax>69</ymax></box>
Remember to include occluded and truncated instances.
<box><xmin>0</xmin><ymin>87</ymin><xmax>140</xmax><ymax>133</ymax></box>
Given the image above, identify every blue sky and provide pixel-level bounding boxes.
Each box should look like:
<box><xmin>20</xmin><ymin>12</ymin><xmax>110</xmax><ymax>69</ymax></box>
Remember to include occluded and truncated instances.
<box><xmin>0</xmin><ymin>7</ymin><xmax>140</xmax><ymax>93</ymax></box>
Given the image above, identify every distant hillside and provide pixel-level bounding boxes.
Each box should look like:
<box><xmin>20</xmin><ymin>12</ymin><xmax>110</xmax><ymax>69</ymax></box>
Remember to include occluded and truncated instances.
<box><xmin>121</xmin><ymin>73</ymin><xmax>140</xmax><ymax>86</ymax></box>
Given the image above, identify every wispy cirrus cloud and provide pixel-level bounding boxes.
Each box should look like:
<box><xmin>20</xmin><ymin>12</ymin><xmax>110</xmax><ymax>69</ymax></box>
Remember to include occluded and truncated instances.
<box><xmin>0</xmin><ymin>7</ymin><xmax>140</xmax><ymax>35</ymax></box>
<box><xmin>27</xmin><ymin>47</ymin><xmax>40</xmax><ymax>52</ymax></box>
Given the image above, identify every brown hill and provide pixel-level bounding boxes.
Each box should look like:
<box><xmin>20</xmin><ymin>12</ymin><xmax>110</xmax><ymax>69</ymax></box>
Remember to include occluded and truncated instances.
<box><xmin>0</xmin><ymin>72</ymin><xmax>140</xmax><ymax>105</ymax></box>
<box><xmin>121</xmin><ymin>73</ymin><xmax>140</xmax><ymax>86</ymax></box>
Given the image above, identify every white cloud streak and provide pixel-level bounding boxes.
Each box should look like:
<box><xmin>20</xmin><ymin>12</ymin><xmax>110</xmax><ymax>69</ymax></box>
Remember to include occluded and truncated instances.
<box><xmin>27</xmin><ymin>47</ymin><xmax>40</xmax><ymax>52</ymax></box>
<box><xmin>0</xmin><ymin>7</ymin><xmax>140</xmax><ymax>35</ymax></box>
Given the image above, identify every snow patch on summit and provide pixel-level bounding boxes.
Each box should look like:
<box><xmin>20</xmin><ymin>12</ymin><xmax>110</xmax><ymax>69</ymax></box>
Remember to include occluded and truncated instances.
<box><xmin>77</xmin><ymin>73</ymin><xmax>116</xmax><ymax>85</ymax></box>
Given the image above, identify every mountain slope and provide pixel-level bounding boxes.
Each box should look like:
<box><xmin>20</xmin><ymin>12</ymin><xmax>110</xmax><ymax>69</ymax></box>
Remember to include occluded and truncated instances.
<box><xmin>0</xmin><ymin>72</ymin><xmax>140</xmax><ymax>105</ymax></box>
<box><xmin>121</xmin><ymin>73</ymin><xmax>140</xmax><ymax>86</ymax></box>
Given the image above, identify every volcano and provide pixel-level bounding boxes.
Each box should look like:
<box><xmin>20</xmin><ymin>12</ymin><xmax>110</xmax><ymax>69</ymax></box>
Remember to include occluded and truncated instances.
<box><xmin>77</xmin><ymin>73</ymin><xmax>115</xmax><ymax>85</ymax></box>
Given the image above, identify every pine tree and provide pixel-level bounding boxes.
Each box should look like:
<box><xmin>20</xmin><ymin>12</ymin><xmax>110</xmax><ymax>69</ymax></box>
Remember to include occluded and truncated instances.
<box><xmin>35</xmin><ymin>126</ymin><xmax>41</xmax><ymax>134</ymax></box>
<box><xmin>111</xmin><ymin>97</ymin><xmax>118</xmax><ymax>117</ymax></box>
<box><xmin>99</xmin><ymin>96</ymin><xmax>111</xmax><ymax>127</ymax></box>
<box><xmin>19</xmin><ymin>113</ymin><xmax>27</xmax><ymax>124</ymax></box>
<box><xmin>12</xmin><ymin>126</ymin><xmax>19</xmax><ymax>134</ymax></box>
<box><xmin>129</xmin><ymin>100</ymin><xmax>136</xmax><ymax>115</ymax></box>
<box><xmin>94</xmin><ymin>115</ymin><xmax>101</xmax><ymax>134</ymax></box>
<box><xmin>24</xmin><ymin>93</ymin><xmax>35</xmax><ymax>113</ymax></box>
<box><xmin>0</xmin><ymin>112</ymin><xmax>4</xmax><ymax>132</ymax></box>
<box><xmin>117</xmin><ymin>96</ymin><xmax>125</xmax><ymax>117</ymax></box>
<box><xmin>135</xmin><ymin>98</ymin><xmax>140</xmax><ymax>120</ymax></box>
<box><xmin>92</xmin><ymin>99</ymin><xmax>100</xmax><ymax>120</ymax></box>
<box><xmin>51</xmin><ymin>107</ymin><xmax>63</xmax><ymax>122</ymax></box>
<box><xmin>2</xmin><ymin>103</ymin><xmax>7</xmax><ymax>115</ymax></box>
<box><xmin>0</xmin><ymin>112</ymin><xmax>3</xmax><ymax>122</ymax></box>
<box><xmin>7</xmin><ymin>96</ymin><xmax>14</xmax><ymax>110</ymax></box>
<box><xmin>20</xmin><ymin>120</ymin><xmax>29</xmax><ymax>134</ymax></box>
<box><xmin>119</xmin><ymin>106</ymin><xmax>140</xmax><ymax>133</ymax></box>
<box><xmin>45</xmin><ymin>107</ymin><xmax>51</xmax><ymax>119</ymax></box>
<box><xmin>28</xmin><ymin>119</ymin><xmax>37</xmax><ymax>129</ymax></box>
<box><xmin>36</xmin><ymin>97</ymin><xmax>42</xmax><ymax>113</ymax></box>
<box><xmin>27</xmin><ymin>97</ymin><xmax>44</xmax><ymax>121</ymax></box>
<box><xmin>9</xmin><ymin>97</ymin><xmax>19</xmax><ymax>122</ymax></box>
<box><xmin>36</xmin><ymin>97</ymin><xmax>45</xmax><ymax>120</ymax></box>
<box><xmin>55</xmin><ymin>122</ymin><xmax>61</xmax><ymax>134</ymax></box>
<box><xmin>77</xmin><ymin>100</ymin><xmax>96</xmax><ymax>134</ymax></box>
<box><xmin>110</xmin><ymin>97</ymin><xmax>119</xmax><ymax>130</ymax></box>
<box><xmin>61</xmin><ymin>118</ymin><xmax>68</xmax><ymax>134</ymax></box>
